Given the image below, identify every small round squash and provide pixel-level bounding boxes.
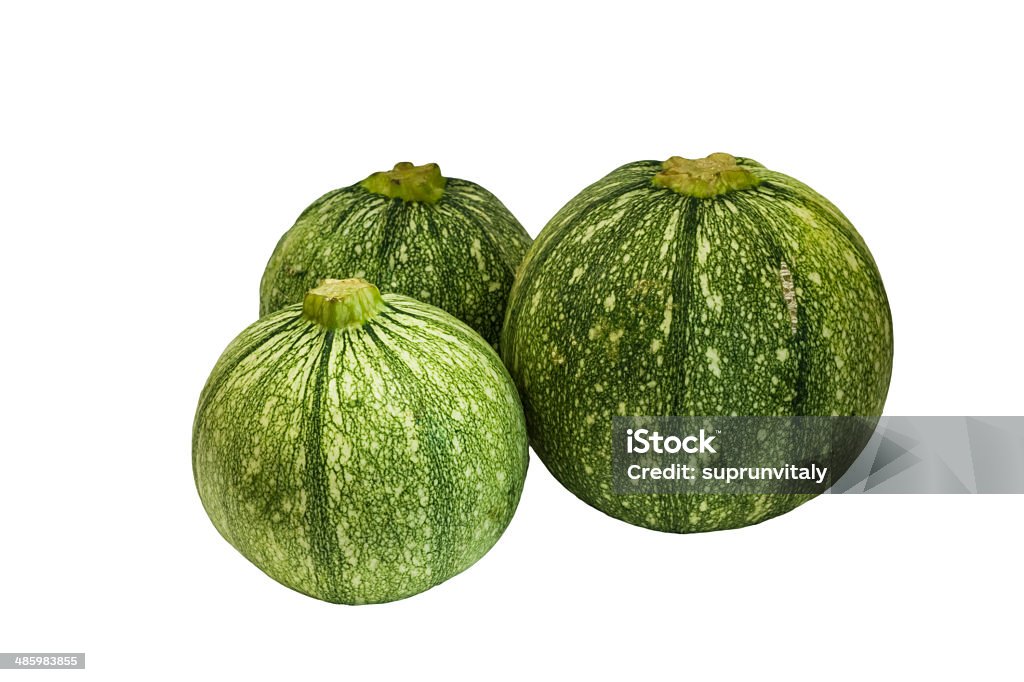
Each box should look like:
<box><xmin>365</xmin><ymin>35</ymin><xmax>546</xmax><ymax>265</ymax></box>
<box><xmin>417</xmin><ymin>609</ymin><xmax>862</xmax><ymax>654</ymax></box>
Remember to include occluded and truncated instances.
<box><xmin>501</xmin><ymin>154</ymin><xmax>893</xmax><ymax>533</ymax></box>
<box><xmin>260</xmin><ymin>162</ymin><xmax>531</xmax><ymax>347</ymax></box>
<box><xmin>194</xmin><ymin>279</ymin><xmax>529</xmax><ymax>603</ymax></box>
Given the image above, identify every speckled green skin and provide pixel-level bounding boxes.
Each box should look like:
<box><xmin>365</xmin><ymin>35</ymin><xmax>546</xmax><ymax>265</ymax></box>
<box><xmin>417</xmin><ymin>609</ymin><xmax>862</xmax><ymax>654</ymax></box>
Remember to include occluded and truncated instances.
<box><xmin>193</xmin><ymin>295</ymin><xmax>529</xmax><ymax>603</ymax></box>
<box><xmin>260</xmin><ymin>177</ymin><xmax>531</xmax><ymax>347</ymax></box>
<box><xmin>501</xmin><ymin>158</ymin><xmax>893</xmax><ymax>533</ymax></box>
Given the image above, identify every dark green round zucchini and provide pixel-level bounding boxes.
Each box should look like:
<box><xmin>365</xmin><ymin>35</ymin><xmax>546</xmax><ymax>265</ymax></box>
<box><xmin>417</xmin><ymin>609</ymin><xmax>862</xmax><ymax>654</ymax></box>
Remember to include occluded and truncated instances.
<box><xmin>260</xmin><ymin>162</ymin><xmax>531</xmax><ymax>347</ymax></box>
<box><xmin>502</xmin><ymin>153</ymin><xmax>893</xmax><ymax>533</ymax></box>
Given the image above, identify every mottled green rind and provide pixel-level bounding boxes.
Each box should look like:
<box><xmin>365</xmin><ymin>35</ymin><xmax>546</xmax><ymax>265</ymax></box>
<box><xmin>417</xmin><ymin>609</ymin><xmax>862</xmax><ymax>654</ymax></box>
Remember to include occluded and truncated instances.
<box><xmin>501</xmin><ymin>158</ymin><xmax>893</xmax><ymax>533</ymax></box>
<box><xmin>260</xmin><ymin>177</ymin><xmax>532</xmax><ymax>347</ymax></box>
<box><xmin>193</xmin><ymin>294</ymin><xmax>529</xmax><ymax>604</ymax></box>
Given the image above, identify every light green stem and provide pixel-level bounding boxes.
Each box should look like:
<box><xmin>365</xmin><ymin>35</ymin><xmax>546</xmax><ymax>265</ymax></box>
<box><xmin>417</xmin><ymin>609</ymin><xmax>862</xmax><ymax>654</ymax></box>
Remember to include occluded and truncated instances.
<box><xmin>652</xmin><ymin>153</ymin><xmax>761</xmax><ymax>198</ymax></box>
<box><xmin>360</xmin><ymin>162</ymin><xmax>447</xmax><ymax>203</ymax></box>
<box><xmin>303</xmin><ymin>278</ymin><xmax>385</xmax><ymax>330</ymax></box>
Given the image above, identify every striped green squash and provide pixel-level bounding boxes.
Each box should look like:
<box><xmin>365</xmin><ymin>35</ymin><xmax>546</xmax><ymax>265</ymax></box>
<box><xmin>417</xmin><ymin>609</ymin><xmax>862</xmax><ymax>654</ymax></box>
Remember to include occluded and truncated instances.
<box><xmin>260</xmin><ymin>162</ymin><xmax>531</xmax><ymax>347</ymax></box>
<box><xmin>194</xmin><ymin>279</ymin><xmax>529</xmax><ymax>604</ymax></box>
<box><xmin>501</xmin><ymin>153</ymin><xmax>893</xmax><ymax>533</ymax></box>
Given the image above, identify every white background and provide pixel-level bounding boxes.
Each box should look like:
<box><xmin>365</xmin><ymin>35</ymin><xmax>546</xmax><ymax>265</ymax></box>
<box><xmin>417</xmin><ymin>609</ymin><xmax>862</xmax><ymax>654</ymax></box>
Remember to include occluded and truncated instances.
<box><xmin>2</xmin><ymin>1</ymin><xmax>1022</xmax><ymax>680</ymax></box>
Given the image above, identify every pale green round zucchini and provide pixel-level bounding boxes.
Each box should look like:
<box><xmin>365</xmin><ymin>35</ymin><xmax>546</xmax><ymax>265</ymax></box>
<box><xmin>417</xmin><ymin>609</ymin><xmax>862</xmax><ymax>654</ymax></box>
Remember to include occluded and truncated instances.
<box><xmin>194</xmin><ymin>279</ymin><xmax>529</xmax><ymax>603</ymax></box>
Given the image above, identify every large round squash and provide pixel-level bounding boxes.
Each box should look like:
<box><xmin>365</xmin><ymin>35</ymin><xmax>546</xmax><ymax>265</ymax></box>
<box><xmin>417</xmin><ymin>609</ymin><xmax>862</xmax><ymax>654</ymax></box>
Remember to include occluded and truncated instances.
<box><xmin>260</xmin><ymin>162</ymin><xmax>531</xmax><ymax>347</ymax></box>
<box><xmin>501</xmin><ymin>153</ymin><xmax>893</xmax><ymax>533</ymax></box>
<box><xmin>194</xmin><ymin>279</ymin><xmax>529</xmax><ymax>603</ymax></box>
